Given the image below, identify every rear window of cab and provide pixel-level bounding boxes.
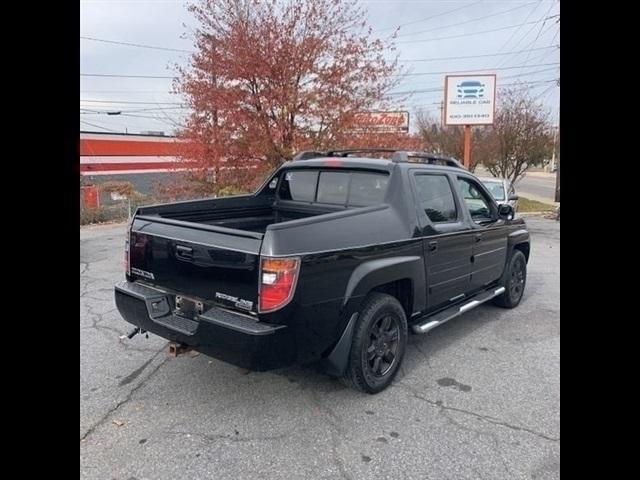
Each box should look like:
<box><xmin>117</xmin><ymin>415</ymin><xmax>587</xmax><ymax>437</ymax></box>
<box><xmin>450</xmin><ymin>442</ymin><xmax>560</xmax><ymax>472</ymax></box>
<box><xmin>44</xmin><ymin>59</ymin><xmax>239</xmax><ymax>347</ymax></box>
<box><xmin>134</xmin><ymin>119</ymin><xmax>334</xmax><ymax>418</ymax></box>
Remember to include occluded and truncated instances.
<box><xmin>278</xmin><ymin>169</ymin><xmax>389</xmax><ymax>207</ymax></box>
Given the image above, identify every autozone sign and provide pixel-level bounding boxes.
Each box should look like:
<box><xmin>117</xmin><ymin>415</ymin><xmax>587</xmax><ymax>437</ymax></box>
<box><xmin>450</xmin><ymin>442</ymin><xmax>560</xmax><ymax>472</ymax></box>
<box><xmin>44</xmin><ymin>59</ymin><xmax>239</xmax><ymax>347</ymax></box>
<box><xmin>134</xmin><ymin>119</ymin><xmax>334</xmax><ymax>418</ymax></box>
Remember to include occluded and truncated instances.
<box><xmin>351</xmin><ymin>111</ymin><xmax>409</xmax><ymax>132</ymax></box>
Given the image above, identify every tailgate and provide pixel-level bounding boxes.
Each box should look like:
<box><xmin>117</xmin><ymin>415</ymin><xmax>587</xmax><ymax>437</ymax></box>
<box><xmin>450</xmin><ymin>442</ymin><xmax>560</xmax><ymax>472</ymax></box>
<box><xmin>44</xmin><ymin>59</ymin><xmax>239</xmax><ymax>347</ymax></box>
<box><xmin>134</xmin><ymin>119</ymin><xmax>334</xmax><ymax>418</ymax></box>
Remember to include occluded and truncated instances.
<box><xmin>128</xmin><ymin>216</ymin><xmax>262</xmax><ymax>314</ymax></box>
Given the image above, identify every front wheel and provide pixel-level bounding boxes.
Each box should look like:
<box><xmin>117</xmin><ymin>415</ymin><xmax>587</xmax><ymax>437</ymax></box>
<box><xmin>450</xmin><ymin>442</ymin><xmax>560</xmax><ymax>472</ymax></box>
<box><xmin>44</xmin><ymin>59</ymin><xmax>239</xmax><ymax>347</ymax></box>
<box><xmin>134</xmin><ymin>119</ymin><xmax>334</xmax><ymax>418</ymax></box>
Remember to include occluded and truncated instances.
<box><xmin>340</xmin><ymin>293</ymin><xmax>408</xmax><ymax>394</ymax></box>
<box><xmin>493</xmin><ymin>250</ymin><xmax>527</xmax><ymax>308</ymax></box>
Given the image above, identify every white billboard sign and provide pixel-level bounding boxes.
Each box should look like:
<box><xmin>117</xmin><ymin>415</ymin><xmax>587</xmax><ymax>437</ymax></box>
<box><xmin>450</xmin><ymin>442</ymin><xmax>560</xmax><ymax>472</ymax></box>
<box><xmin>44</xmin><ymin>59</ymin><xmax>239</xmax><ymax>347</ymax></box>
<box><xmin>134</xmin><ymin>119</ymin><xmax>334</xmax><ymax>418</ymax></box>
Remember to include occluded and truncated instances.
<box><xmin>444</xmin><ymin>74</ymin><xmax>496</xmax><ymax>126</ymax></box>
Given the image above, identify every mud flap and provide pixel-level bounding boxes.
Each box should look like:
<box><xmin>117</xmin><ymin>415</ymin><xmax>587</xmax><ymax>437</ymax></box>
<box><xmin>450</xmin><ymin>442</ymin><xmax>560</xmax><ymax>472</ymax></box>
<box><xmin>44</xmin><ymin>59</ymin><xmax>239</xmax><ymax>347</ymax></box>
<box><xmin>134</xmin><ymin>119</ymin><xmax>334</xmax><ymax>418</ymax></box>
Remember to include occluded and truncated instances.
<box><xmin>321</xmin><ymin>313</ymin><xmax>358</xmax><ymax>377</ymax></box>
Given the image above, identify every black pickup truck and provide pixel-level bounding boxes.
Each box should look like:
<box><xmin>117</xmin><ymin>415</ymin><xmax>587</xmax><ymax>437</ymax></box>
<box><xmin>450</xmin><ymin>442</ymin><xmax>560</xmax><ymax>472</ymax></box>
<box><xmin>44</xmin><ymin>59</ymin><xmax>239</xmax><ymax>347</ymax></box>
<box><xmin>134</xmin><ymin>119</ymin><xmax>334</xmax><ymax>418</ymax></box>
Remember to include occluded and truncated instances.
<box><xmin>115</xmin><ymin>149</ymin><xmax>530</xmax><ymax>393</ymax></box>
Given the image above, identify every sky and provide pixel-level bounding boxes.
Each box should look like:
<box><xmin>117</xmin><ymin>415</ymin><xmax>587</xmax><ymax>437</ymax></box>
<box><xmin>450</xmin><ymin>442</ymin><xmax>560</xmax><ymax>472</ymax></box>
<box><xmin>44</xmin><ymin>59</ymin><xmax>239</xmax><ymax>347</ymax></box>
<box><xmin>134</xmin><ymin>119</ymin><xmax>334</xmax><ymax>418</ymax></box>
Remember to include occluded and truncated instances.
<box><xmin>80</xmin><ymin>0</ymin><xmax>560</xmax><ymax>135</ymax></box>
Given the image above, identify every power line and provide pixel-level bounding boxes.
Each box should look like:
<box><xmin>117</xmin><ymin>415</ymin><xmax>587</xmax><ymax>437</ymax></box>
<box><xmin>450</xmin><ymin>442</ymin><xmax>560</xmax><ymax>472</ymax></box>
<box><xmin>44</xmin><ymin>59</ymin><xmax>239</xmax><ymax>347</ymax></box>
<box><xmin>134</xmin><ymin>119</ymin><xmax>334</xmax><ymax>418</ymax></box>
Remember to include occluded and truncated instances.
<box><xmin>510</xmin><ymin>44</ymin><xmax>557</xmax><ymax>70</ymax></box>
<box><xmin>516</xmin><ymin>1</ymin><xmax>558</xmax><ymax>76</ymax></box>
<box><xmin>394</xmin><ymin>63</ymin><xmax>559</xmax><ymax>91</ymax></box>
<box><xmin>493</xmin><ymin>0</ymin><xmax>541</xmax><ymax>60</ymax></box>
<box><xmin>398</xmin><ymin>45</ymin><xmax>555</xmax><ymax>63</ymax></box>
<box><xmin>81</xmin><ymin>107</ymin><xmax>189</xmax><ymax>114</ymax></box>
<box><xmin>407</xmin><ymin>78</ymin><xmax>557</xmax><ymax>105</ymax></box>
<box><xmin>396</xmin><ymin>2</ymin><xmax>536</xmax><ymax>38</ymax></box>
<box><xmin>389</xmin><ymin>75</ymin><xmax>558</xmax><ymax>96</ymax></box>
<box><xmin>80</xmin><ymin>111</ymin><xmax>122</xmax><ymax>115</ymax></box>
<box><xmin>397</xmin><ymin>17</ymin><xmax>549</xmax><ymax>44</ymax></box>
<box><xmin>81</xmin><ymin>36</ymin><xmax>193</xmax><ymax>53</ymax></box>
<box><xmin>404</xmin><ymin>84</ymin><xmax>553</xmax><ymax>110</ymax></box>
<box><xmin>374</xmin><ymin>0</ymin><xmax>483</xmax><ymax>33</ymax></box>
<box><xmin>81</xmin><ymin>73</ymin><xmax>175</xmax><ymax>79</ymax></box>
<box><xmin>117</xmin><ymin>113</ymin><xmax>184</xmax><ymax>129</ymax></box>
<box><xmin>495</xmin><ymin>21</ymin><xmax>557</xmax><ymax>70</ymax></box>
<box><xmin>79</xmin><ymin>2</ymin><xmax>495</xmax><ymax>54</ymax></box>
<box><xmin>80</xmin><ymin>90</ymin><xmax>177</xmax><ymax>93</ymax></box>
<box><xmin>81</xmin><ymin>59</ymin><xmax>558</xmax><ymax>86</ymax></box>
<box><xmin>394</xmin><ymin>66</ymin><xmax>559</xmax><ymax>93</ymax></box>
<box><xmin>495</xmin><ymin>4</ymin><xmax>557</xmax><ymax>68</ymax></box>
<box><xmin>80</xmin><ymin>99</ymin><xmax>183</xmax><ymax>105</ymax></box>
<box><xmin>114</xmin><ymin>106</ymin><xmax>188</xmax><ymax>113</ymax></box>
<box><xmin>80</xmin><ymin>119</ymin><xmax>118</xmax><ymax>132</ymax></box>
<box><xmin>397</xmin><ymin>61</ymin><xmax>558</xmax><ymax>77</ymax></box>
<box><xmin>532</xmin><ymin>82</ymin><xmax>557</xmax><ymax>102</ymax></box>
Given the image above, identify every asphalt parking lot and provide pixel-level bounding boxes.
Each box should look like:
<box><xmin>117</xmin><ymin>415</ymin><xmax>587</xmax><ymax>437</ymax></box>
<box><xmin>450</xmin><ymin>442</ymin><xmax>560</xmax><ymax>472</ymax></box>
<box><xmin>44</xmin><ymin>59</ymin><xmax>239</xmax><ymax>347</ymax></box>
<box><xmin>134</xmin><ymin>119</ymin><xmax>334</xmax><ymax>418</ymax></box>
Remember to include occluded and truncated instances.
<box><xmin>80</xmin><ymin>216</ymin><xmax>559</xmax><ymax>480</ymax></box>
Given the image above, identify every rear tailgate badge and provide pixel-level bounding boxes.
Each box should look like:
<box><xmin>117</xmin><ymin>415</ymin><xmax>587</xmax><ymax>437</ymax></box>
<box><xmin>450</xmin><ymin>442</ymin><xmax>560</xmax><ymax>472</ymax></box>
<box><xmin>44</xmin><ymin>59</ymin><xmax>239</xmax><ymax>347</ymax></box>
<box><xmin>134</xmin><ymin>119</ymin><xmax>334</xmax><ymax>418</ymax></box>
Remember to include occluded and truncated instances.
<box><xmin>215</xmin><ymin>292</ymin><xmax>253</xmax><ymax>311</ymax></box>
<box><xmin>131</xmin><ymin>267</ymin><xmax>155</xmax><ymax>280</ymax></box>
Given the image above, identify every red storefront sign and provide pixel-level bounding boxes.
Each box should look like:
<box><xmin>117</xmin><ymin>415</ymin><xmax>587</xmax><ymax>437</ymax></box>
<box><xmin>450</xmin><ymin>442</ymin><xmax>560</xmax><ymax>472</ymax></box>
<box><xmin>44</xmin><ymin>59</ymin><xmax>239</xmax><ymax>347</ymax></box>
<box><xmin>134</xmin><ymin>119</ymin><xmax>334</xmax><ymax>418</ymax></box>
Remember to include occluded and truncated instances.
<box><xmin>351</xmin><ymin>111</ymin><xmax>410</xmax><ymax>132</ymax></box>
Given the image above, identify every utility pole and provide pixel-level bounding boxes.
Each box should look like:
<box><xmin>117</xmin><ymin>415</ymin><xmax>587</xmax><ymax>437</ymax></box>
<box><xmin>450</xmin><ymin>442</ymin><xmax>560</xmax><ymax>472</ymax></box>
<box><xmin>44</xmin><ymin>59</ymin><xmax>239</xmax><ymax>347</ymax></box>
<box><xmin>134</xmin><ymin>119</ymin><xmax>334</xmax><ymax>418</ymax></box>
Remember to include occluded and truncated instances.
<box><xmin>554</xmin><ymin>124</ymin><xmax>560</xmax><ymax>203</ymax></box>
<box><xmin>554</xmin><ymin>93</ymin><xmax>560</xmax><ymax>203</ymax></box>
<box><xmin>550</xmin><ymin>126</ymin><xmax>557</xmax><ymax>171</ymax></box>
<box><xmin>554</xmin><ymin>17</ymin><xmax>560</xmax><ymax>204</ymax></box>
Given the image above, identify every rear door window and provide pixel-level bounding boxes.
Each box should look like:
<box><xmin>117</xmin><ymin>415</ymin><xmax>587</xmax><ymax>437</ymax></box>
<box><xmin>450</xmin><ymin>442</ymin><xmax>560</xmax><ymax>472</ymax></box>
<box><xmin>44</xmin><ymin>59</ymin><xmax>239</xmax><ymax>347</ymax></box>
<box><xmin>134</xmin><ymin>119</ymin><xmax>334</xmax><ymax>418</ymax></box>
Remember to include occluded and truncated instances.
<box><xmin>278</xmin><ymin>170</ymin><xmax>318</xmax><ymax>202</ymax></box>
<box><xmin>316</xmin><ymin>171</ymin><xmax>350</xmax><ymax>205</ymax></box>
<box><xmin>278</xmin><ymin>169</ymin><xmax>388</xmax><ymax>206</ymax></box>
<box><xmin>348</xmin><ymin>173</ymin><xmax>389</xmax><ymax>206</ymax></box>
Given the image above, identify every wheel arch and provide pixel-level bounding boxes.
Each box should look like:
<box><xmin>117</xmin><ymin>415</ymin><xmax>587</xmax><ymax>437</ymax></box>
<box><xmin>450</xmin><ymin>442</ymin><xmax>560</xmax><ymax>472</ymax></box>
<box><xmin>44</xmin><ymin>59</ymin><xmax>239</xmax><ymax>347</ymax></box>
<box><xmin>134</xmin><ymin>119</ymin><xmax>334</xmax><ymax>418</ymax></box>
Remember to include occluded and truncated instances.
<box><xmin>342</xmin><ymin>256</ymin><xmax>425</xmax><ymax>316</ymax></box>
<box><xmin>322</xmin><ymin>256</ymin><xmax>424</xmax><ymax>377</ymax></box>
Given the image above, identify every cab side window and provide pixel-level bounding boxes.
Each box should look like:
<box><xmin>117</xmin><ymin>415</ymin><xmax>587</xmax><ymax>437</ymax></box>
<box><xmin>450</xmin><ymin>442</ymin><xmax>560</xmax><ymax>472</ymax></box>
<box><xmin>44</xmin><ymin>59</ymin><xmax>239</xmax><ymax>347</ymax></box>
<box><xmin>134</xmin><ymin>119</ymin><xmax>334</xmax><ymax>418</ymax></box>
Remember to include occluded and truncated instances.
<box><xmin>414</xmin><ymin>174</ymin><xmax>458</xmax><ymax>223</ymax></box>
<box><xmin>457</xmin><ymin>177</ymin><xmax>495</xmax><ymax>223</ymax></box>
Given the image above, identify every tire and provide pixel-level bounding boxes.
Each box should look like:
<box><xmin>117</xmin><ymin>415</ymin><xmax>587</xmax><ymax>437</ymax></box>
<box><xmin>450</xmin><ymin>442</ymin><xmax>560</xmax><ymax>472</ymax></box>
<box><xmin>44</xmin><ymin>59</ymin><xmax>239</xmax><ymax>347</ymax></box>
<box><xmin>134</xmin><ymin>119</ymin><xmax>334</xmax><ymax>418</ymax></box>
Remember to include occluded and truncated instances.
<box><xmin>493</xmin><ymin>250</ymin><xmax>527</xmax><ymax>308</ymax></box>
<box><xmin>340</xmin><ymin>293</ymin><xmax>408</xmax><ymax>394</ymax></box>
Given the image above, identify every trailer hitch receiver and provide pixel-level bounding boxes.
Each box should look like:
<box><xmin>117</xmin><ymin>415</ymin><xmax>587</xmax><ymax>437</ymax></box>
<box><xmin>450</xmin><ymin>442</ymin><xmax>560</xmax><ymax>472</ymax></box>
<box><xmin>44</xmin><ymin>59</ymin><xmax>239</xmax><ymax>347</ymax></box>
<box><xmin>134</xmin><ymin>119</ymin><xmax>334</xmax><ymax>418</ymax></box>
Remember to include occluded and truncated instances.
<box><xmin>168</xmin><ymin>342</ymin><xmax>193</xmax><ymax>357</ymax></box>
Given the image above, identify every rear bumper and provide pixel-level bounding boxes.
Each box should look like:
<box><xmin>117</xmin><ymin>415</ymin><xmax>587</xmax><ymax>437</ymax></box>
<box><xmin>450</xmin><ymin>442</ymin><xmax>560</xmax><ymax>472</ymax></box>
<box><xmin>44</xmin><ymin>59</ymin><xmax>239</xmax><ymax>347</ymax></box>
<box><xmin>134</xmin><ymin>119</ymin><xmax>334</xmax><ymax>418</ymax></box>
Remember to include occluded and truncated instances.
<box><xmin>114</xmin><ymin>281</ymin><xmax>296</xmax><ymax>371</ymax></box>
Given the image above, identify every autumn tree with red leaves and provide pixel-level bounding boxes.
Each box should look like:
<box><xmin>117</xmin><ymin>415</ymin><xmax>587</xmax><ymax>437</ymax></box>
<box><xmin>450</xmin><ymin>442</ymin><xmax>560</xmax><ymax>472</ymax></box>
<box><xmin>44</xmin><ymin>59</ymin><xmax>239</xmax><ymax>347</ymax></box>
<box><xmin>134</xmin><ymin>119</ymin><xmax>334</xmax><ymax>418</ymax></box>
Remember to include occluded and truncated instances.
<box><xmin>171</xmin><ymin>0</ymin><xmax>408</xmax><ymax>196</ymax></box>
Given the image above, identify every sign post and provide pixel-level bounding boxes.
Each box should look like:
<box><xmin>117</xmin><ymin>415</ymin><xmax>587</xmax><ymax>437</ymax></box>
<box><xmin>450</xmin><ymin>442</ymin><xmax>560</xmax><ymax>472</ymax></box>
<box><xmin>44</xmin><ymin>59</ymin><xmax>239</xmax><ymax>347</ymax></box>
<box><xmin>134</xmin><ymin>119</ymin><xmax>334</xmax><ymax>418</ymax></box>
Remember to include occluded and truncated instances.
<box><xmin>444</xmin><ymin>74</ymin><xmax>497</xmax><ymax>169</ymax></box>
<box><xmin>463</xmin><ymin>125</ymin><xmax>472</xmax><ymax>169</ymax></box>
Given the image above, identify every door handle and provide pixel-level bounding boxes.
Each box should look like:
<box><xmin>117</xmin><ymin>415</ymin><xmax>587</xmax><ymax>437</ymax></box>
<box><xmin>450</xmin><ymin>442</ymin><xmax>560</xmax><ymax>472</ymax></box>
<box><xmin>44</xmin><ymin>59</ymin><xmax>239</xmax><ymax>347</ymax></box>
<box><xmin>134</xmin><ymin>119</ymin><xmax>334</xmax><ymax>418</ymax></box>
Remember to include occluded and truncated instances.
<box><xmin>474</xmin><ymin>234</ymin><xmax>483</xmax><ymax>243</ymax></box>
<box><xmin>428</xmin><ymin>240</ymin><xmax>438</xmax><ymax>252</ymax></box>
<box><xmin>175</xmin><ymin>245</ymin><xmax>193</xmax><ymax>259</ymax></box>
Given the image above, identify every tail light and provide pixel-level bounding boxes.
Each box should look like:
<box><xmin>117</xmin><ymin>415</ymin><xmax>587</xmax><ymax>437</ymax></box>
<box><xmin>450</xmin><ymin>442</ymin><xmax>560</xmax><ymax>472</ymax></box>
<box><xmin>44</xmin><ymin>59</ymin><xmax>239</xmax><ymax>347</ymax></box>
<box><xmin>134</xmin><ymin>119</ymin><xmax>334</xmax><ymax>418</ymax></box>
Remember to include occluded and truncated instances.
<box><xmin>259</xmin><ymin>257</ymin><xmax>300</xmax><ymax>313</ymax></box>
<box><xmin>124</xmin><ymin>224</ymin><xmax>132</xmax><ymax>277</ymax></box>
<box><xmin>124</xmin><ymin>237</ymin><xmax>131</xmax><ymax>277</ymax></box>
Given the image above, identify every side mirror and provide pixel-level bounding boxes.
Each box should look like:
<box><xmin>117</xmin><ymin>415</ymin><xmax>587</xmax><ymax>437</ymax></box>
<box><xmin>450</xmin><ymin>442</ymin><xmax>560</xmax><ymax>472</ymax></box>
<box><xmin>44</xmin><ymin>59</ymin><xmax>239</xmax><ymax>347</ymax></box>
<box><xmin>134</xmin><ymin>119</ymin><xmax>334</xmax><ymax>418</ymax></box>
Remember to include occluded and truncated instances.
<box><xmin>498</xmin><ymin>203</ymin><xmax>515</xmax><ymax>220</ymax></box>
<box><xmin>508</xmin><ymin>194</ymin><xmax>519</xmax><ymax>201</ymax></box>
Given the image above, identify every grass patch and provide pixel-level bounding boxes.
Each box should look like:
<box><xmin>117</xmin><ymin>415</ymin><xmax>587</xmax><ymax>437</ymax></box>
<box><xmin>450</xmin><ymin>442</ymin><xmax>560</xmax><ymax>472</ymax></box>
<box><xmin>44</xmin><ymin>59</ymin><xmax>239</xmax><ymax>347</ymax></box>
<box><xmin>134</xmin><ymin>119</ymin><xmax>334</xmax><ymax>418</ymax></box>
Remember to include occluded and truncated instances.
<box><xmin>518</xmin><ymin>197</ymin><xmax>556</xmax><ymax>212</ymax></box>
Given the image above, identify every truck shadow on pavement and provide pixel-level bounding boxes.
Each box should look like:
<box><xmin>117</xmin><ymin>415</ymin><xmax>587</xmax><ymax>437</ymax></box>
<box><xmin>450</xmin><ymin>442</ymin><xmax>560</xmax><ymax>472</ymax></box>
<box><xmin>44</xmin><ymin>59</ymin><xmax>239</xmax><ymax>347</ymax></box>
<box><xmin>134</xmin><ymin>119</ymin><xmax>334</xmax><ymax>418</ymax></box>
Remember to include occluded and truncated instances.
<box><xmin>265</xmin><ymin>298</ymin><xmax>522</xmax><ymax>394</ymax></box>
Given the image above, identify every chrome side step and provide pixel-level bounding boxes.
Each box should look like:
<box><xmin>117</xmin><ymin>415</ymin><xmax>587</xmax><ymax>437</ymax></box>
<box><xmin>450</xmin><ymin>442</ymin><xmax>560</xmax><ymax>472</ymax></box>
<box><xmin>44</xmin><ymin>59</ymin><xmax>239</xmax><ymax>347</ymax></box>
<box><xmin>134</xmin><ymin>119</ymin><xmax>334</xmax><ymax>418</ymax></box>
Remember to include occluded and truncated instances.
<box><xmin>412</xmin><ymin>286</ymin><xmax>505</xmax><ymax>334</ymax></box>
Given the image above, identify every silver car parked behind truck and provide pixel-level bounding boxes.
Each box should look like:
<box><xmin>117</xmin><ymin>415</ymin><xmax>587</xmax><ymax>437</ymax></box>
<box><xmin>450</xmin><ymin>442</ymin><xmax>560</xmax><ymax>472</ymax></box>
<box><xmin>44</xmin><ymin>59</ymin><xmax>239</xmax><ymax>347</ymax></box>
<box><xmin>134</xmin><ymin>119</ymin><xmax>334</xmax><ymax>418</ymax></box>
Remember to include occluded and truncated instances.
<box><xmin>478</xmin><ymin>177</ymin><xmax>519</xmax><ymax>212</ymax></box>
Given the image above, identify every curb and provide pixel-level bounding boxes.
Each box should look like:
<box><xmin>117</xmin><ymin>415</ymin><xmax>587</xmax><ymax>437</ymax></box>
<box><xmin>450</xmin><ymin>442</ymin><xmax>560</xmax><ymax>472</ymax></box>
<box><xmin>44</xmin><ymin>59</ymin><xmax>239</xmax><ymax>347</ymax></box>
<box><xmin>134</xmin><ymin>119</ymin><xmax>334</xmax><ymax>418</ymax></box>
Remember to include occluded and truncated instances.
<box><xmin>518</xmin><ymin>211</ymin><xmax>555</xmax><ymax>216</ymax></box>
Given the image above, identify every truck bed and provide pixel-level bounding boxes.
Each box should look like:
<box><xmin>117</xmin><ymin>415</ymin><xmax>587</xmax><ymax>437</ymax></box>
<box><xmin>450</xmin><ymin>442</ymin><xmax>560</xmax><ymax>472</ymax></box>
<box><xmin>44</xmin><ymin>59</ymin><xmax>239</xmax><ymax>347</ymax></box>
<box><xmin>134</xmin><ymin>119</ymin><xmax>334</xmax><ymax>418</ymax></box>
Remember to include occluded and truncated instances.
<box><xmin>136</xmin><ymin>194</ymin><xmax>343</xmax><ymax>234</ymax></box>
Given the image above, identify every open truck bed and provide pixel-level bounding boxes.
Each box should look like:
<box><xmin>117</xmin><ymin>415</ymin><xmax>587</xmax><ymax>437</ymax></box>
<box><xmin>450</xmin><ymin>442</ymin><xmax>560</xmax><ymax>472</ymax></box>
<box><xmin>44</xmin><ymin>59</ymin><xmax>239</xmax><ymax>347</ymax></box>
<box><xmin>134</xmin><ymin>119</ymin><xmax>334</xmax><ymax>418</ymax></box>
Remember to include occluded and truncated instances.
<box><xmin>136</xmin><ymin>193</ymin><xmax>336</xmax><ymax>234</ymax></box>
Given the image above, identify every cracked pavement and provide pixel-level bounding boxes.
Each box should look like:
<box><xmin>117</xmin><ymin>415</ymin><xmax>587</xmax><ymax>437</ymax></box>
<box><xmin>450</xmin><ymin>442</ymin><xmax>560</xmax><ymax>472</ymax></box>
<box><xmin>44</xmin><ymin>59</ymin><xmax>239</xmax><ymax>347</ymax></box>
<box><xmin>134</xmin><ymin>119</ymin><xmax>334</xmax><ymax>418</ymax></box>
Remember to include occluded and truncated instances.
<box><xmin>80</xmin><ymin>217</ymin><xmax>559</xmax><ymax>480</ymax></box>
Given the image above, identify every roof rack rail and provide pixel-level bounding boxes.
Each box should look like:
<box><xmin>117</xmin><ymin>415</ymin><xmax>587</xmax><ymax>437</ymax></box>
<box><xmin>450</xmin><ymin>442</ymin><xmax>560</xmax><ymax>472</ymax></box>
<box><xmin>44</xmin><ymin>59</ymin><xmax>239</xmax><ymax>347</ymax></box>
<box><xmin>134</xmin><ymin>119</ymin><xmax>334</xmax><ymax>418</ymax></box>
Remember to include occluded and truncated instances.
<box><xmin>291</xmin><ymin>151</ymin><xmax>327</xmax><ymax>161</ymax></box>
<box><xmin>291</xmin><ymin>149</ymin><xmax>465</xmax><ymax>169</ymax></box>
<box><xmin>291</xmin><ymin>149</ymin><xmax>397</xmax><ymax>161</ymax></box>
<box><xmin>391</xmin><ymin>151</ymin><xmax>464</xmax><ymax>169</ymax></box>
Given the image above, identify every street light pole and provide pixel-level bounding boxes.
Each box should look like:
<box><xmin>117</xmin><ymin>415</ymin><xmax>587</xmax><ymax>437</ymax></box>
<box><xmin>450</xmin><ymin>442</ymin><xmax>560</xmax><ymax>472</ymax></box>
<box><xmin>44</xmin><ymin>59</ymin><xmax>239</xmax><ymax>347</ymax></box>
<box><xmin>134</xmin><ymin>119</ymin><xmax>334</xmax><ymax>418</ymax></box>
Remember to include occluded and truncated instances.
<box><xmin>550</xmin><ymin>126</ymin><xmax>557</xmax><ymax>171</ymax></box>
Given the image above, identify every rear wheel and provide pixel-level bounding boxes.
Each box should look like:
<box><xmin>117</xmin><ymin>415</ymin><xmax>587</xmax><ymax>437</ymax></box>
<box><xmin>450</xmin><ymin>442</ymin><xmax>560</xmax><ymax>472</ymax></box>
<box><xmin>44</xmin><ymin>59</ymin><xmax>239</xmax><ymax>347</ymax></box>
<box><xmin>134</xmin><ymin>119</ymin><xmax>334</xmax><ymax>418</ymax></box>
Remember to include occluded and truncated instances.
<box><xmin>340</xmin><ymin>293</ymin><xmax>407</xmax><ymax>394</ymax></box>
<box><xmin>493</xmin><ymin>250</ymin><xmax>527</xmax><ymax>308</ymax></box>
